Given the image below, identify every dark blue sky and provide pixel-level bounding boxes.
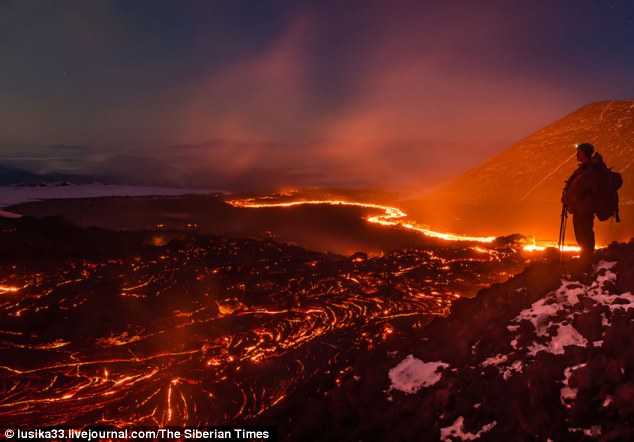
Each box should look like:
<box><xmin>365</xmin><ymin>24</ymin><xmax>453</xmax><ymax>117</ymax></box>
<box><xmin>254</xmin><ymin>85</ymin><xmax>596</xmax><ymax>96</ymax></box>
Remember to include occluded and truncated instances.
<box><xmin>1</xmin><ymin>0</ymin><xmax>633</xmax><ymax>189</ymax></box>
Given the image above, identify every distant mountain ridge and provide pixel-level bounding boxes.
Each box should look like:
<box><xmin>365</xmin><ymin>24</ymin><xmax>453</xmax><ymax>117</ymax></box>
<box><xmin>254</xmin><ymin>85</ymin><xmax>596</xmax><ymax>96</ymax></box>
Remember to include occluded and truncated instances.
<box><xmin>0</xmin><ymin>165</ymin><xmax>48</xmax><ymax>185</ymax></box>
<box><xmin>0</xmin><ymin>165</ymin><xmax>87</xmax><ymax>186</ymax></box>
<box><xmin>434</xmin><ymin>100</ymin><xmax>634</xmax><ymax>204</ymax></box>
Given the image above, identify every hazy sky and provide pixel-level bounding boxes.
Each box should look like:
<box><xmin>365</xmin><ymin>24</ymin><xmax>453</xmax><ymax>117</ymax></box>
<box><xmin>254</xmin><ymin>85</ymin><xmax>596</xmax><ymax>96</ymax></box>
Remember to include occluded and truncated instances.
<box><xmin>1</xmin><ymin>0</ymin><xmax>633</xmax><ymax>189</ymax></box>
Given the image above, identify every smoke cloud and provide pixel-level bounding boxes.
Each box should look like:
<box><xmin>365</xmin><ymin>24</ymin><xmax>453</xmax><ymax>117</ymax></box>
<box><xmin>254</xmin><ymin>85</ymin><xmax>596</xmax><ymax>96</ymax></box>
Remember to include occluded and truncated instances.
<box><xmin>1</xmin><ymin>1</ymin><xmax>632</xmax><ymax>190</ymax></box>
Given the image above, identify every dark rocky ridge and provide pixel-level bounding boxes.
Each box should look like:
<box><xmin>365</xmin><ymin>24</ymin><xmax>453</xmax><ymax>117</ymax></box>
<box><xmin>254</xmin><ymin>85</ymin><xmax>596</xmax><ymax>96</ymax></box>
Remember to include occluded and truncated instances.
<box><xmin>251</xmin><ymin>241</ymin><xmax>634</xmax><ymax>441</ymax></box>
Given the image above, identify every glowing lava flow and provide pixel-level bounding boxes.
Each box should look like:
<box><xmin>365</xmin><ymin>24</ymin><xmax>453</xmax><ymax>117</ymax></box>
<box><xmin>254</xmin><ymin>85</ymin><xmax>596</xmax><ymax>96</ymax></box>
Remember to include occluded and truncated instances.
<box><xmin>228</xmin><ymin>197</ymin><xmax>590</xmax><ymax>253</ymax></box>
<box><xmin>0</xmin><ymin>285</ymin><xmax>21</xmax><ymax>293</ymax></box>
<box><xmin>228</xmin><ymin>198</ymin><xmax>496</xmax><ymax>244</ymax></box>
<box><xmin>0</xmin><ymin>216</ymin><xmax>529</xmax><ymax>427</ymax></box>
<box><xmin>522</xmin><ymin>242</ymin><xmax>582</xmax><ymax>253</ymax></box>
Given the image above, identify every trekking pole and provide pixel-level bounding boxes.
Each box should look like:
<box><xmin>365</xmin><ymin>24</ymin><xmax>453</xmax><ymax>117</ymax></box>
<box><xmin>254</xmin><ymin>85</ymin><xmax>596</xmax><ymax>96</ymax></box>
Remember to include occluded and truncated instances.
<box><xmin>558</xmin><ymin>204</ymin><xmax>568</xmax><ymax>262</ymax></box>
<box><xmin>558</xmin><ymin>179</ymin><xmax>570</xmax><ymax>262</ymax></box>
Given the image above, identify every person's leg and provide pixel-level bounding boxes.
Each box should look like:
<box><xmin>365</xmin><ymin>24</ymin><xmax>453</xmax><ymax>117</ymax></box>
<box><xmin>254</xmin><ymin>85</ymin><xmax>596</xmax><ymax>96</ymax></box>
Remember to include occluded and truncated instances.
<box><xmin>573</xmin><ymin>213</ymin><xmax>595</xmax><ymax>270</ymax></box>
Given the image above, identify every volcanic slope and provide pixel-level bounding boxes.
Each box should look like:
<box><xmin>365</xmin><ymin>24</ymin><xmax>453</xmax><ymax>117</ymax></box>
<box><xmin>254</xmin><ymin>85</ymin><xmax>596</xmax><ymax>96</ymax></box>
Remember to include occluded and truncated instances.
<box><xmin>409</xmin><ymin>100</ymin><xmax>633</xmax><ymax>243</ymax></box>
<box><xmin>435</xmin><ymin>100</ymin><xmax>633</xmax><ymax>205</ymax></box>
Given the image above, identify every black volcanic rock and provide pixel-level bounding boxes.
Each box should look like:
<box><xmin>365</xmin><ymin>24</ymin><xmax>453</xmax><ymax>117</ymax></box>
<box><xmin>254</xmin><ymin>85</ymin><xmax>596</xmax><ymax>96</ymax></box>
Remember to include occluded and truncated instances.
<box><xmin>0</xmin><ymin>216</ymin><xmax>152</xmax><ymax>260</ymax></box>
<box><xmin>251</xmin><ymin>240</ymin><xmax>634</xmax><ymax>441</ymax></box>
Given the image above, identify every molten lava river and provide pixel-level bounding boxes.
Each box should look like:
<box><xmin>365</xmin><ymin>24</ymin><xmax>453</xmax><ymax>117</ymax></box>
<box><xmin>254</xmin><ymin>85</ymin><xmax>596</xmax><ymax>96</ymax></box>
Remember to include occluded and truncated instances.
<box><xmin>0</xmin><ymin>199</ymin><xmax>529</xmax><ymax>427</ymax></box>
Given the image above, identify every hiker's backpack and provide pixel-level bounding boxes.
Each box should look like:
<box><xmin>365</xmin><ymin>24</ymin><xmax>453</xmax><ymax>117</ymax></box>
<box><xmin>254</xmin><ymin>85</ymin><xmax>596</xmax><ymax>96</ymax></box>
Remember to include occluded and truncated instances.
<box><xmin>594</xmin><ymin>158</ymin><xmax>623</xmax><ymax>222</ymax></box>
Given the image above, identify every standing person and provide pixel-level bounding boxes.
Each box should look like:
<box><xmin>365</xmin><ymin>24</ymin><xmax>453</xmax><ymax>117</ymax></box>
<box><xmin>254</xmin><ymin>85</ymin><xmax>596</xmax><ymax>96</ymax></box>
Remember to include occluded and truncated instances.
<box><xmin>561</xmin><ymin>143</ymin><xmax>599</xmax><ymax>272</ymax></box>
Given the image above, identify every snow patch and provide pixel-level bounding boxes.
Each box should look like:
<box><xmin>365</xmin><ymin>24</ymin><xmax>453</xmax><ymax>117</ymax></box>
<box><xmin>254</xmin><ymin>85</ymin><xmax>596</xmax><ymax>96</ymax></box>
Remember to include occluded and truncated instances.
<box><xmin>528</xmin><ymin>324</ymin><xmax>588</xmax><ymax>356</ymax></box>
<box><xmin>560</xmin><ymin>386</ymin><xmax>577</xmax><ymax>404</ymax></box>
<box><xmin>514</xmin><ymin>280</ymin><xmax>585</xmax><ymax>333</ymax></box>
<box><xmin>560</xmin><ymin>363</ymin><xmax>587</xmax><ymax>408</ymax></box>
<box><xmin>569</xmin><ymin>426</ymin><xmax>602</xmax><ymax>437</ymax></box>
<box><xmin>510</xmin><ymin>261</ymin><xmax>630</xmax><ymax>356</ymax></box>
<box><xmin>516</xmin><ymin>296</ymin><xmax>560</xmax><ymax>329</ymax></box>
<box><xmin>502</xmin><ymin>360</ymin><xmax>524</xmax><ymax>380</ymax></box>
<box><xmin>0</xmin><ymin>209</ymin><xmax>22</xmax><ymax>218</ymax></box>
<box><xmin>593</xmin><ymin>291</ymin><xmax>634</xmax><ymax>312</ymax></box>
<box><xmin>388</xmin><ymin>355</ymin><xmax>448</xmax><ymax>394</ymax></box>
<box><xmin>481</xmin><ymin>354</ymin><xmax>508</xmax><ymax>367</ymax></box>
<box><xmin>595</xmin><ymin>260</ymin><xmax>617</xmax><ymax>271</ymax></box>
<box><xmin>440</xmin><ymin>416</ymin><xmax>497</xmax><ymax>441</ymax></box>
<box><xmin>483</xmin><ymin>259</ymin><xmax>629</xmax><ymax>384</ymax></box>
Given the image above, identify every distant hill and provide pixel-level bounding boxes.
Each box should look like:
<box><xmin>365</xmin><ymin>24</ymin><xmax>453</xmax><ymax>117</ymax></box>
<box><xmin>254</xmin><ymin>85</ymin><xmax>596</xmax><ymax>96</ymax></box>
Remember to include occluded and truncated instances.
<box><xmin>434</xmin><ymin>100</ymin><xmax>633</xmax><ymax>205</ymax></box>
<box><xmin>0</xmin><ymin>165</ymin><xmax>44</xmax><ymax>185</ymax></box>
<box><xmin>0</xmin><ymin>164</ymin><xmax>85</xmax><ymax>186</ymax></box>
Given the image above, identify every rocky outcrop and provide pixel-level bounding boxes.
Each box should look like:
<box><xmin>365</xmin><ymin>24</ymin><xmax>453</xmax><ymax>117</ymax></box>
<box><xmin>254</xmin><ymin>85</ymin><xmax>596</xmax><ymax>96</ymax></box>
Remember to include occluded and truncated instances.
<box><xmin>255</xmin><ymin>241</ymin><xmax>634</xmax><ymax>441</ymax></box>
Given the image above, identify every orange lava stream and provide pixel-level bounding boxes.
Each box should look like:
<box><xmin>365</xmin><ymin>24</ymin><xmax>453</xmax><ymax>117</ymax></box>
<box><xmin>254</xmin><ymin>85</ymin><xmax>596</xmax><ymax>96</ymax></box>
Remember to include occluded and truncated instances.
<box><xmin>522</xmin><ymin>242</ymin><xmax>581</xmax><ymax>253</ymax></box>
<box><xmin>228</xmin><ymin>197</ymin><xmax>585</xmax><ymax>253</ymax></box>
<box><xmin>0</xmin><ymin>285</ymin><xmax>21</xmax><ymax>293</ymax></box>
<box><xmin>228</xmin><ymin>198</ymin><xmax>496</xmax><ymax>244</ymax></box>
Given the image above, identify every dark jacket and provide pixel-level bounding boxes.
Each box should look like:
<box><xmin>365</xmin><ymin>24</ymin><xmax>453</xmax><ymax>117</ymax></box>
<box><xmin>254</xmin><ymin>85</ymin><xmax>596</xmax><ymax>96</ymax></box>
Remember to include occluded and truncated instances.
<box><xmin>562</xmin><ymin>153</ymin><xmax>601</xmax><ymax>214</ymax></box>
